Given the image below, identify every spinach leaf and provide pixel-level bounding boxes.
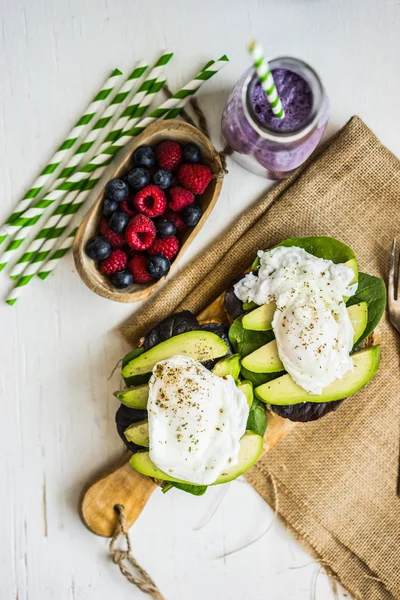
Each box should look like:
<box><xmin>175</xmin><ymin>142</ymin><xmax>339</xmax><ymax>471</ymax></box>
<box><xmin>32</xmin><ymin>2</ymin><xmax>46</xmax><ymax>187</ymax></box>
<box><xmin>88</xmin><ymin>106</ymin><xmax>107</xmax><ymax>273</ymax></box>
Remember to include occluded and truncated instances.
<box><xmin>172</xmin><ymin>482</ymin><xmax>208</xmax><ymax>496</ymax></box>
<box><xmin>246</xmin><ymin>397</ymin><xmax>268</xmax><ymax>437</ymax></box>
<box><xmin>229</xmin><ymin>316</ymin><xmax>274</xmax><ymax>358</ymax></box>
<box><xmin>241</xmin><ymin>365</ymin><xmax>282</xmax><ymax>387</ymax></box>
<box><xmin>278</xmin><ymin>236</ymin><xmax>356</xmax><ymax>263</ymax></box>
<box><xmin>253</xmin><ymin>236</ymin><xmax>356</xmax><ymax>270</ymax></box>
<box><xmin>347</xmin><ymin>272</ymin><xmax>386</xmax><ymax>344</ymax></box>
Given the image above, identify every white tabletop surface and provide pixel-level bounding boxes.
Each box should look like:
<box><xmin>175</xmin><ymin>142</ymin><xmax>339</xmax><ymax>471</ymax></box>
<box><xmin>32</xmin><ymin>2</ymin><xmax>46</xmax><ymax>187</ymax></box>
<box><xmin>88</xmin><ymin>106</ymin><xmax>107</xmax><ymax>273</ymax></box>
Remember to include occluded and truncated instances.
<box><xmin>1</xmin><ymin>1</ymin><xmax>399</xmax><ymax>599</ymax></box>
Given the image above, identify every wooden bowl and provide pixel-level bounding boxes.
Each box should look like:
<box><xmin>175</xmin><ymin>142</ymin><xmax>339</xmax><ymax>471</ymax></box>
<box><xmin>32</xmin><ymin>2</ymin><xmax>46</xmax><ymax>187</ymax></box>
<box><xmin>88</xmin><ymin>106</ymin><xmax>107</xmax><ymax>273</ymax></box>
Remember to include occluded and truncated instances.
<box><xmin>73</xmin><ymin>120</ymin><xmax>224</xmax><ymax>303</ymax></box>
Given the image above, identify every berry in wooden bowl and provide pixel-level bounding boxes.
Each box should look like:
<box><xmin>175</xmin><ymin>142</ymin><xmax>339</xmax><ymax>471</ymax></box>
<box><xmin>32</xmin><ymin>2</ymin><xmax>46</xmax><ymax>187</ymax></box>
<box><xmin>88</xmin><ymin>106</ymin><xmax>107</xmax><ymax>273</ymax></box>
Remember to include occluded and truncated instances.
<box><xmin>73</xmin><ymin>120</ymin><xmax>224</xmax><ymax>302</ymax></box>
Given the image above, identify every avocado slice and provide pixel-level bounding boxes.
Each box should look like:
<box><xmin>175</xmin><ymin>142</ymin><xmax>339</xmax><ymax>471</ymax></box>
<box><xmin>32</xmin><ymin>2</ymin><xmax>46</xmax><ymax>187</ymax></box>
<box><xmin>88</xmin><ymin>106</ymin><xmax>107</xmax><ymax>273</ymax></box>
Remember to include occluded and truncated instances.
<box><xmin>242</xmin><ymin>286</ymin><xmax>360</xmax><ymax>342</ymax></box>
<box><xmin>130</xmin><ymin>430</ymin><xmax>264</xmax><ymax>485</ymax></box>
<box><xmin>212</xmin><ymin>354</ymin><xmax>241</xmax><ymax>380</ymax></box>
<box><xmin>242</xmin><ymin>302</ymin><xmax>277</xmax><ymax>331</ymax></box>
<box><xmin>114</xmin><ymin>383</ymin><xmax>148</xmax><ymax>409</ymax></box>
<box><xmin>345</xmin><ymin>257</ymin><xmax>358</xmax><ymax>286</ymax></box>
<box><xmin>242</xmin><ymin>340</ymin><xmax>283</xmax><ymax>373</ymax></box>
<box><xmin>124</xmin><ymin>419</ymin><xmax>149</xmax><ymax>447</ymax></box>
<box><xmin>242</xmin><ymin>294</ymin><xmax>363</xmax><ymax>336</ymax></box>
<box><xmin>242</xmin><ymin>303</ymin><xmax>368</xmax><ymax>374</ymax></box>
<box><xmin>347</xmin><ymin>302</ymin><xmax>368</xmax><ymax>344</ymax></box>
<box><xmin>121</xmin><ymin>331</ymin><xmax>228</xmax><ymax>378</ymax></box>
<box><xmin>122</xmin><ymin>348</ymin><xmax>151</xmax><ymax>387</ymax></box>
<box><xmin>255</xmin><ymin>346</ymin><xmax>380</xmax><ymax>405</ymax></box>
<box><xmin>215</xmin><ymin>431</ymin><xmax>264</xmax><ymax>484</ymax></box>
<box><xmin>237</xmin><ymin>380</ymin><xmax>254</xmax><ymax>408</ymax></box>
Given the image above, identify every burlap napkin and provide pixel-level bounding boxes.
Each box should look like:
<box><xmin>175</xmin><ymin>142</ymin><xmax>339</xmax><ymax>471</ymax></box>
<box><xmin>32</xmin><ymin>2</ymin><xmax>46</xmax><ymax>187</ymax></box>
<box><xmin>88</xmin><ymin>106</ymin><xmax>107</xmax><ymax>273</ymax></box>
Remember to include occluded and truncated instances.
<box><xmin>121</xmin><ymin>117</ymin><xmax>400</xmax><ymax>600</ymax></box>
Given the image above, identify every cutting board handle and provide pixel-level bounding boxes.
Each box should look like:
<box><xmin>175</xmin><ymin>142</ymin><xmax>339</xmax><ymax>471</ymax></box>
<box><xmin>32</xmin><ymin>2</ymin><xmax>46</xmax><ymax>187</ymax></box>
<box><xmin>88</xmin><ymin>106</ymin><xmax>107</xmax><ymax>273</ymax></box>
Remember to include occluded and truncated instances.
<box><xmin>80</xmin><ymin>413</ymin><xmax>296</xmax><ymax>537</ymax></box>
<box><xmin>81</xmin><ymin>456</ymin><xmax>157</xmax><ymax>537</ymax></box>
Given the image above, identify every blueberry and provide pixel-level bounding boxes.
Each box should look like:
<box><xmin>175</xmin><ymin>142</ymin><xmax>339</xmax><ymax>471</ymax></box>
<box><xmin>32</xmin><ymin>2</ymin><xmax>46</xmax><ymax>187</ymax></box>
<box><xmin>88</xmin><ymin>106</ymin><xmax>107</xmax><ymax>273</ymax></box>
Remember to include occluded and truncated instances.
<box><xmin>104</xmin><ymin>178</ymin><xmax>129</xmax><ymax>202</ymax></box>
<box><xmin>85</xmin><ymin>236</ymin><xmax>111</xmax><ymax>260</ymax></box>
<box><xmin>109</xmin><ymin>211</ymin><xmax>130</xmax><ymax>233</ymax></box>
<box><xmin>127</xmin><ymin>167</ymin><xmax>150</xmax><ymax>190</ymax></box>
<box><xmin>154</xmin><ymin>217</ymin><xmax>177</xmax><ymax>238</ymax></box>
<box><xmin>153</xmin><ymin>169</ymin><xmax>173</xmax><ymax>189</ymax></box>
<box><xmin>111</xmin><ymin>270</ymin><xmax>133</xmax><ymax>289</ymax></box>
<box><xmin>133</xmin><ymin>145</ymin><xmax>155</xmax><ymax>168</ymax></box>
<box><xmin>182</xmin><ymin>143</ymin><xmax>201</xmax><ymax>163</ymax></box>
<box><xmin>103</xmin><ymin>197</ymin><xmax>119</xmax><ymax>217</ymax></box>
<box><xmin>147</xmin><ymin>254</ymin><xmax>171</xmax><ymax>279</ymax></box>
<box><xmin>182</xmin><ymin>204</ymin><xmax>202</xmax><ymax>227</ymax></box>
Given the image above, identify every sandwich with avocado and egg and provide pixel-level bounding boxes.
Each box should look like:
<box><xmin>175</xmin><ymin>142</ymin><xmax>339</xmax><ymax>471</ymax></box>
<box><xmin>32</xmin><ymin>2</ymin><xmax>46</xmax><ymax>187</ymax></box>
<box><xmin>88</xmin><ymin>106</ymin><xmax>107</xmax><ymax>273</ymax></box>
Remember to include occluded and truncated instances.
<box><xmin>114</xmin><ymin>237</ymin><xmax>386</xmax><ymax>495</ymax></box>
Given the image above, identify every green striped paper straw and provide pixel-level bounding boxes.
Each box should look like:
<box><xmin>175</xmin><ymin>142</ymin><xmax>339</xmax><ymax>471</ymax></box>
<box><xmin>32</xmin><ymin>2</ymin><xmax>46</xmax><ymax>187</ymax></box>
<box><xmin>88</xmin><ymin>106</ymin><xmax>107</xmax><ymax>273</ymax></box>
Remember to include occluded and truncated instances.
<box><xmin>10</xmin><ymin>70</ymin><xmax>169</xmax><ymax>284</ymax></box>
<box><xmin>1</xmin><ymin>53</ymin><xmax>171</xmax><ymax>273</ymax></box>
<box><xmin>0</xmin><ymin>64</ymin><xmax>147</xmax><ymax>272</ymax></box>
<box><xmin>31</xmin><ymin>55</ymin><xmax>227</xmax><ymax>277</ymax></box>
<box><xmin>7</xmin><ymin>55</ymin><xmax>229</xmax><ymax>301</ymax></box>
<box><xmin>5</xmin><ymin>54</ymin><xmax>222</xmax><ymax>240</ymax></box>
<box><xmin>7</xmin><ymin>52</ymin><xmax>172</xmax><ymax>279</ymax></box>
<box><xmin>7</xmin><ymin>54</ymin><xmax>223</xmax><ymax>276</ymax></box>
<box><xmin>36</xmin><ymin>57</ymin><xmax>228</xmax><ymax>282</ymax></box>
<box><xmin>49</xmin><ymin>61</ymin><xmax>149</xmax><ymax>178</ymax></box>
<box><xmin>247</xmin><ymin>40</ymin><xmax>284</xmax><ymax>119</ymax></box>
<box><xmin>0</xmin><ymin>68</ymin><xmax>123</xmax><ymax>247</ymax></box>
<box><xmin>2</xmin><ymin>60</ymin><xmax>149</xmax><ymax>275</ymax></box>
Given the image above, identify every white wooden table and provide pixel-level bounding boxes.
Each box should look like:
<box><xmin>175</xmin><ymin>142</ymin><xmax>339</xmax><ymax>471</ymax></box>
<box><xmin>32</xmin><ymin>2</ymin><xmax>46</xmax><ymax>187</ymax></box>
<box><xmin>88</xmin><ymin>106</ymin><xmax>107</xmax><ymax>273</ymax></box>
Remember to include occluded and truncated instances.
<box><xmin>1</xmin><ymin>1</ymin><xmax>399</xmax><ymax>598</ymax></box>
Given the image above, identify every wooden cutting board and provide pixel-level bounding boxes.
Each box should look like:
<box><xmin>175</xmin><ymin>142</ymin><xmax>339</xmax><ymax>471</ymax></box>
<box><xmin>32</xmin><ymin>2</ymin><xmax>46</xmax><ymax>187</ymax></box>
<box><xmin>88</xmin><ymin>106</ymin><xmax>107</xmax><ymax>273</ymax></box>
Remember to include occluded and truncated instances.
<box><xmin>80</xmin><ymin>293</ymin><xmax>296</xmax><ymax>537</ymax></box>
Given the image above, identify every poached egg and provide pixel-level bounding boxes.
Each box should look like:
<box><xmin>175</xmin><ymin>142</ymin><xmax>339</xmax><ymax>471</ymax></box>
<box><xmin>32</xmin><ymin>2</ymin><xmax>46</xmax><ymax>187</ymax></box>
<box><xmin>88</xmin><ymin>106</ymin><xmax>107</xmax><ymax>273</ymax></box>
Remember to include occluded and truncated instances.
<box><xmin>234</xmin><ymin>246</ymin><xmax>358</xmax><ymax>395</ymax></box>
<box><xmin>147</xmin><ymin>355</ymin><xmax>249</xmax><ymax>485</ymax></box>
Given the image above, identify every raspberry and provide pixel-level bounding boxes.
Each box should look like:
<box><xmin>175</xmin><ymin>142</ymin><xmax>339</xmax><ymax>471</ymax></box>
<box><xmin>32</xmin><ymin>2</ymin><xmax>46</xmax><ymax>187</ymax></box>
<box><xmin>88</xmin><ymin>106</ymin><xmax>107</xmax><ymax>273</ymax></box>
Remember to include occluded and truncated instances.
<box><xmin>120</xmin><ymin>194</ymin><xmax>136</xmax><ymax>216</ymax></box>
<box><xmin>99</xmin><ymin>218</ymin><xmax>125</xmax><ymax>248</ymax></box>
<box><xmin>128</xmin><ymin>254</ymin><xmax>154</xmax><ymax>283</ymax></box>
<box><xmin>155</xmin><ymin>141</ymin><xmax>182</xmax><ymax>171</ymax></box>
<box><xmin>164</xmin><ymin>209</ymin><xmax>187</xmax><ymax>232</ymax></box>
<box><xmin>133</xmin><ymin>185</ymin><xmax>167</xmax><ymax>218</ymax></box>
<box><xmin>99</xmin><ymin>249</ymin><xmax>127</xmax><ymax>275</ymax></box>
<box><xmin>126</xmin><ymin>214</ymin><xmax>156</xmax><ymax>251</ymax></box>
<box><xmin>168</xmin><ymin>186</ymin><xmax>194</xmax><ymax>212</ymax></box>
<box><xmin>149</xmin><ymin>236</ymin><xmax>180</xmax><ymax>261</ymax></box>
<box><xmin>178</xmin><ymin>164</ymin><xmax>212</xmax><ymax>195</ymax></box>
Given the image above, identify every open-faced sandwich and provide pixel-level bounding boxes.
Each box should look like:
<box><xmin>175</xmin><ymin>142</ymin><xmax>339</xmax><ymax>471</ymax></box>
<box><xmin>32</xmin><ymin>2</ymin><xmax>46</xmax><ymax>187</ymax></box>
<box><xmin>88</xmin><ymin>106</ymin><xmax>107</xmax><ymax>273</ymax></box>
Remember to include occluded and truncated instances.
<box><xmin>114</xmin><ymin>237</ymin><xmax>386</xmax><ymax>496</ymax></box>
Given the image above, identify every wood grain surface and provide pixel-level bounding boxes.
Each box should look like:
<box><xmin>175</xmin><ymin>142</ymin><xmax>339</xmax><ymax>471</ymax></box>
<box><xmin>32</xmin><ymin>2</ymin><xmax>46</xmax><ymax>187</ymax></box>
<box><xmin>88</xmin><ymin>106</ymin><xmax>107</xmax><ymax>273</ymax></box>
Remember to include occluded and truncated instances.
<box><xmin>81</xmin><ymin>456</ymin><xmax>157</xmax><ymax>537</ymax></box>
<box><xmin>1</xmin><ymin>1</ymin><xmax>399</xmax><ymax>599</ymax></box>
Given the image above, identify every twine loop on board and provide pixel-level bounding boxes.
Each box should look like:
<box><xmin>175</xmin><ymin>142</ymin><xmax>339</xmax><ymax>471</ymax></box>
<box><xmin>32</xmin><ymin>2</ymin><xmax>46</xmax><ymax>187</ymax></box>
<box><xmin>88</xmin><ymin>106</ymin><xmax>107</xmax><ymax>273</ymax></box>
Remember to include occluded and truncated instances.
<box><xmin>110</xmin><ymin>504</ymin><xmax>165</xmax><ymax>600</ymax></box>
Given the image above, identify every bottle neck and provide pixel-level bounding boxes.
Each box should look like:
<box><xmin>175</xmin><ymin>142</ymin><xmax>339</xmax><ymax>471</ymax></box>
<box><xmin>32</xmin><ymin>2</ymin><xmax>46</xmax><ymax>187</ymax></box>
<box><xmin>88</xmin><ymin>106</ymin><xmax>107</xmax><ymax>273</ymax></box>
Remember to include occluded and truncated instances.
<box><xmin>244</xmin><ymin>57</ymin><xmax>325</xmax><ymax>143</ymax></box>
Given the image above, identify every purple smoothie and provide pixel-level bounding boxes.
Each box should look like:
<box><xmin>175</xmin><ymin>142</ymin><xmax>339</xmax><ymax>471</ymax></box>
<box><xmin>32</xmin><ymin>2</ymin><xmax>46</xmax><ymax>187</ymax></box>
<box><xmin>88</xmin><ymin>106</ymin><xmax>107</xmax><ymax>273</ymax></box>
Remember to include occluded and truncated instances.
<box><xmin>221</xmin><ymin>57</ymin><xmax>330</xmax><ymax>180</ymax></box>
<box><xmin>252</xmin><ymin>68</ymin><xmax>313</xmax><ymax>132</ymax></box>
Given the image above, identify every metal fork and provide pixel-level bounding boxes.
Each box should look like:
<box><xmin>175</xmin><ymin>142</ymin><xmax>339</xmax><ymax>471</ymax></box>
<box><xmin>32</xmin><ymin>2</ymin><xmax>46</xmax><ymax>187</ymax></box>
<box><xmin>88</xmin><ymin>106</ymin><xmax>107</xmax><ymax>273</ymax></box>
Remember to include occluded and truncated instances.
<box><xmin>388</xmin><ymin>239</ymin><xmax>400</xmax><ymax>333</ymax></box>
<box><xmin>388</xmin><ymin>239</ymin><xmax>400</xmax><ymax>496</ymax></box>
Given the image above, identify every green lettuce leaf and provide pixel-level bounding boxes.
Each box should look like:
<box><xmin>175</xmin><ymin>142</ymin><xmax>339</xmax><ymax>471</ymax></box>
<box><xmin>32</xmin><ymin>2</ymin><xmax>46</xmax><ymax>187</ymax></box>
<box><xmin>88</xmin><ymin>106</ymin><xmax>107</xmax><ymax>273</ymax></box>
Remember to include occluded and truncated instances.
<box><xmin>240</xmin><ymin>365</ymin><xmax>281</xmax><ymax>387</ymax></box>
<box><xmin>246</xmin><ymin>397</ymin><xmax>268</xmax><ymax>437</ymax></box>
